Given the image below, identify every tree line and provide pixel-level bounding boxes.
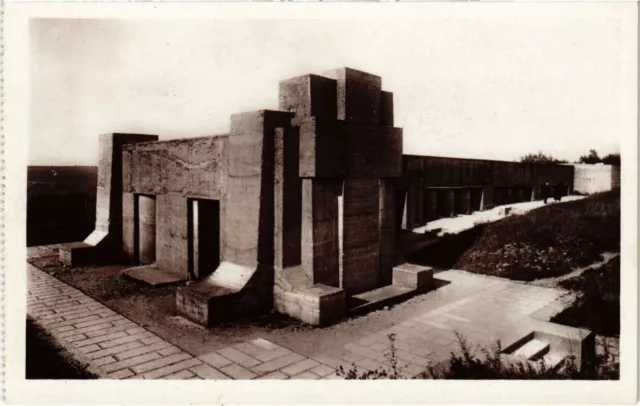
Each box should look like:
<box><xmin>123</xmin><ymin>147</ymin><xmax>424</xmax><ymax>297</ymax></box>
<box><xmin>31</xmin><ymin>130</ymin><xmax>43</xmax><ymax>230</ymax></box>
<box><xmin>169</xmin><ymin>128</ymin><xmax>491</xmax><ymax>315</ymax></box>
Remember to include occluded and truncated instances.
<box><xmin>519</xmin><ymin>150</ymin><xmax>620</xmax><ymax>165</ymax></box>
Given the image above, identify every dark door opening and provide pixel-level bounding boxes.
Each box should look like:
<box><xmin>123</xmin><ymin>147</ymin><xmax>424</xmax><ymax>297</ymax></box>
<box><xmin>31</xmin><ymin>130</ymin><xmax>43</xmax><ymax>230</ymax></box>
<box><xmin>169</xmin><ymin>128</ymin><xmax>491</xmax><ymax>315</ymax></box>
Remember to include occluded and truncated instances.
<box><xmin>188</xmin><ymin>199</ymin><xmax>221</xmax><ymax>280</ymax></box>
<box><xmin>136</xmin><ymin>194</ymin><xmax>156</xmax><ymax>265</ymax></box>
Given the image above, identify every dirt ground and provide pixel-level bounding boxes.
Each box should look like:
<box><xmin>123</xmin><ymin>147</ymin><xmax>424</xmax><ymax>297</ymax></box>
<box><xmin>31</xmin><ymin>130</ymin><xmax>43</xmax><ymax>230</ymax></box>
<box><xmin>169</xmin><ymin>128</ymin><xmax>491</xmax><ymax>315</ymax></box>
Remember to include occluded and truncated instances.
<box><xmin>29</xmin><ymin>254</ymin><xmax>464</xmax><ymax>358</ymax></box>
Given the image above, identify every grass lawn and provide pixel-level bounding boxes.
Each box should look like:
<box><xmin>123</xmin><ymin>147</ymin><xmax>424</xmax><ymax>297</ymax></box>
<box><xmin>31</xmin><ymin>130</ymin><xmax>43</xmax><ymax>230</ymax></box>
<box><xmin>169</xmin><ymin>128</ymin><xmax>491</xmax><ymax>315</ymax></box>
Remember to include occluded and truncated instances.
<box><xmin>453</xmin><ymin>189</ymin><xmax>620</xmax><ymax>281</ymax></box>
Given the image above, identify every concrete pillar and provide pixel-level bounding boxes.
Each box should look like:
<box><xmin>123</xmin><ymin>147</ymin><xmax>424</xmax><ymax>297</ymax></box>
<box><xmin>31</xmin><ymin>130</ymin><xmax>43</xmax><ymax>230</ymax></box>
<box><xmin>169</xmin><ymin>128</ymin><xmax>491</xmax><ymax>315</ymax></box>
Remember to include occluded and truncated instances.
<box><xmin>378</xmin><ymin>179</ymin><xmax>396</xmax><ymax>286</ymax></box>
<box><xmin>482</xmin><ymin>186</ymin><xmax>494</xmax><ymax>210</ymax></box>
<box><xmin>301</xmin><ymin>179</ymin><xmax>341</xmax><ymax>287</ymax></box>
<box><xmin>274</xmin><ymin>127</ymin><xmax>302</xmax><ymax>271</ymax></box>
<box><xmin>137</xmin><ymin>195</ymin><xmax>156</xmax><ymax>265</ymax></box>
<box><xmin>424</xmin><ymin>189</ymin><xmax>438</xmax><ymax>221</ymax></box>
<box><xmin>222</xmin><ymin>110</ymin><xmax>293</xmax><ymax>270</ymax></box>
<box><xmin>340</xmin><ymin>179</ymin><xmax>381</xmax><ymax>295</ymax></box>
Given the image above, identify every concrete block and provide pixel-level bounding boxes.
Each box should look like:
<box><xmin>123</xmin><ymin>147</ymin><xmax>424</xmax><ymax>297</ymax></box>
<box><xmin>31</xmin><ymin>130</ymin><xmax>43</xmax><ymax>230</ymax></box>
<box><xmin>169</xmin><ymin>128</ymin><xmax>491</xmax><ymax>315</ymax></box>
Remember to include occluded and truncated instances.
<box><xmin>324</xmin><ymin>67</ymin><xmax>382</xmax><ymax>125</ymax></box>
<box><xmin>59</xmin><ymin>242</ymin><xmax>95</xmax><ymax>267</ymax></box>
<box><xmin>298</xmin><ymin>117</ymin><xmax>402</xmax><ymax>179</ymax></box>
<box><xmin>298</xmin><ymin>117</ymin><xmax>347</xmax><ymax>178</ymax></box>
<box><xmin>392</xmin><ymin>263</ymin><xmax>434</xmax><ymax>292</ymax></box>
<box><xmin>273</xmin><ymin>284</ymin><xmax>346</xmax><ymax>326</ymax></box>
<box><xmin>279</xmin><ymin>74</ymin><xmax>337</xmax><ymax>123</ymax></box>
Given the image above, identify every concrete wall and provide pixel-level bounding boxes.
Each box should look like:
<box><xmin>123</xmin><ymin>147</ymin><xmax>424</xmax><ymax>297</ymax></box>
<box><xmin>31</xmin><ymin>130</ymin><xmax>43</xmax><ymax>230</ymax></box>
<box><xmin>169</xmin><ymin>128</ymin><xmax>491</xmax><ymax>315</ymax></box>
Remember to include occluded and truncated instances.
<box><xmin>400</xmin><ymin>155</ymin><xmax>575</xmax><ymax>229</ymax></box>
<box><xmin>121</xmin><ymin>135</ymin><xmax>228</xmax><ymax>277</ymax></box>
<box><xmin>572</xmin><ymin>163</ymin><xmax>619</xmax><ymax>194</ymax></box>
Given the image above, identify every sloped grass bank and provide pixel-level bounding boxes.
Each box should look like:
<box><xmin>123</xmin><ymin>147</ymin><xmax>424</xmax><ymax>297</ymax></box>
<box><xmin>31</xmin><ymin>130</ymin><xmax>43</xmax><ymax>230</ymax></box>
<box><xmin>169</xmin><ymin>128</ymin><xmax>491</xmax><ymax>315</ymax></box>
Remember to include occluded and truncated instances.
<box><xmin>454</xmin><ymin>189</ymin><xmax>620</xmax><ymax>281</ymax></box>
<box><xmin>552</xmin><ymin>256</ymin><xmax>620</xmax><ymax>337</ymax></box>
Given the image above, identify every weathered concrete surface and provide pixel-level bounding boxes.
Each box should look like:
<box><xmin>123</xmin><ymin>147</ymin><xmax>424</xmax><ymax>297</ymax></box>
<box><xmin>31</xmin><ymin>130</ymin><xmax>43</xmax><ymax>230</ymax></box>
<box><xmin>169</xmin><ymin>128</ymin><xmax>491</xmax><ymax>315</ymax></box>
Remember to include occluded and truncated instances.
<box><xmin>301</xmin><ymin>178</ymin><xmax>341</xmax><ymax>287</ymax></box>
<box><xmin>156</xmin><ymin>194</ymin><xmax>190</xmax><ymax>278</ymax></box>
<box><xmin>123</xmin><ymin>136</ymin><xmax>227</xmax><ymax>199</ymax></box>
<box><xmin>122</xmin><ymin>265</ymin><xmax>187</xmax><ymax>287</ymax></box>
<box><xmin>298</xmin><ymin>118</ymin><xmax>403</xmax><ymax>179</ymax></box>
<box><xmin>177</xmin><ymin>110</ymin><xmax>294</xmax><ymax>326</ymax></box>
<box><xmin>341</xmin><ymin>179</ymin><xmax>381</xmax><ymax>295</ymax></box>
<box><xmin>324</xmin><ymin>67</ymin><xmax>382</xmax><ymax>125</ymax></box>
<box><xmin>137</xmin><ymin>195</ymin><xmax>156</xmax><ymax>265</ymax></box>
<box><xmin>279</xmin><ymin>74</ymin><xmax>337</xmax><ymax>123</ymax></box>
<box><xmin>59</xmin><ymin>133</ymin><xmax>158</xmax><ymax>266</ymax></box>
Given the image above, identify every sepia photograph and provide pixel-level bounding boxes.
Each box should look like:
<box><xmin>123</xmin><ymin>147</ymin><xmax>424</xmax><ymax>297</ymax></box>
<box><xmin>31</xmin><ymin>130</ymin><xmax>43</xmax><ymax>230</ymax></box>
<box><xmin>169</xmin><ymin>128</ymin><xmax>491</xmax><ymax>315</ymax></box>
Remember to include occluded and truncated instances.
<box><xmin>3</xmin><ymin>2</ymin><xmax>637</xmax><ymax>404</ymax></box>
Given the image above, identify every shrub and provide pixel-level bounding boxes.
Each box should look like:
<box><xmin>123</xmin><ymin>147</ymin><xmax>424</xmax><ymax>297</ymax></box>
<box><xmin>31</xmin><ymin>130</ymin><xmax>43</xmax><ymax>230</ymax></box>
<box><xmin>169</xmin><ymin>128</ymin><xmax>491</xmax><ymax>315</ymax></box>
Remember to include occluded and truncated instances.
<box><xmin>337</xmin><ymin>332</ymin><xmax>619</xmax><ymax>380</ymax></box>
<box><xmin>455</xmin><ymin>189</ymin><xmax>620</xmax><ymax>280</ymax></box>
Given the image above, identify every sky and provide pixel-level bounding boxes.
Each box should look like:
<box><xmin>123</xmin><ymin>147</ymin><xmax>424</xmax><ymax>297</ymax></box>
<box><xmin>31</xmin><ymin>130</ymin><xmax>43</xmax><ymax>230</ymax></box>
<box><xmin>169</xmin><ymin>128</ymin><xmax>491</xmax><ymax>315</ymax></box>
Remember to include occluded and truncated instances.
<box><xmin>29</xmin><ymin>15</ymin><xmax>629</xmax><ymax>166</ymax></box>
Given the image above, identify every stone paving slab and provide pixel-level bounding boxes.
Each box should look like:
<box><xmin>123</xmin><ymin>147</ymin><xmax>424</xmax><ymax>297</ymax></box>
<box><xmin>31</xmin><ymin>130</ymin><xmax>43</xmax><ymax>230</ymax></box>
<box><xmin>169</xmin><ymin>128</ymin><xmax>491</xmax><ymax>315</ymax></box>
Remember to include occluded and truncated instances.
<box><xmin>27</xmin><ymin>263</ymin><xmax>341</xmax><ymax>380</ymax></box>
<box><xmin>28</xmin><ymin>255</ymin><xmax>576</xmax><ymax>381</ymax></box>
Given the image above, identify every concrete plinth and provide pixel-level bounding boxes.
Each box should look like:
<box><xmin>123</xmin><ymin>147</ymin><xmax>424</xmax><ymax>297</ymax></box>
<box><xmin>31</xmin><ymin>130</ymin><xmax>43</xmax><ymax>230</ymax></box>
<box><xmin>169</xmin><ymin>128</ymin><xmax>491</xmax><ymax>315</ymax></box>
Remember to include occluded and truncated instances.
<box><xmin>274</xmin><ymin>283</ymin><xmax>346</xmax><ymax>326</ymax></box>
<box><xmin>392</xmin><ymin>263</ymin><xmax>434</xmax><ymax>292</ymax></box>
<box><xmin>59</xmin><ymin>242</ymin><xmax>95</xmax><ymax>267</ymax></box>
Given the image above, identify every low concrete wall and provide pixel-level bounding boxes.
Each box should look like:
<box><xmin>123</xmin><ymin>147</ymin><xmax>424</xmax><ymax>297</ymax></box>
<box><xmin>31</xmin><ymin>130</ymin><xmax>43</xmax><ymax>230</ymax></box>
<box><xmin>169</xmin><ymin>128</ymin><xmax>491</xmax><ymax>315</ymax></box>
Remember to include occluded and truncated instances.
<box><xmin>572</xmin><ymin>163</ymin><xmax>618</xmax><ymax>194</ymax></box>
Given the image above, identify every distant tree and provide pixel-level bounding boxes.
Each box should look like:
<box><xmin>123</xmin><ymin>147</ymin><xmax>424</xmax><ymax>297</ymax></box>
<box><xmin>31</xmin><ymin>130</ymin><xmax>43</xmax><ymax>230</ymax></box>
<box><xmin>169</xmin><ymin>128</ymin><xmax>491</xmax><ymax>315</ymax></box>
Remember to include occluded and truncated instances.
<box><xmin>579</xmin><ymin>149</ymin><xmax>601</xmax><ymax>164</ymax></box>
<box><xmin>602</xmin><ymin>153</ymin><xmax>621</xmax><ymax>165</ymax></box>
<box><xmin>520</xmin><ymin>151</ymin><xmax>567</xmax><ymax>164</ymax></box>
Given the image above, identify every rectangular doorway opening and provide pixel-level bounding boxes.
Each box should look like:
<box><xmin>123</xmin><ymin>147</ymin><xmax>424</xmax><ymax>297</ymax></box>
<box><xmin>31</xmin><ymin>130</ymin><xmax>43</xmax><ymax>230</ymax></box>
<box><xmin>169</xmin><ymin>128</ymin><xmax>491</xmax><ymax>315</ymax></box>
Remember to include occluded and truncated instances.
<box><xmin>135</xmin><ymin>194</ymin><xmax>156</xmax><ymax>265</ymax></box>
<box><xmin>188</xmin><ymin>198</ymin><xmax>221</xmax><ymax>280</ymax></box>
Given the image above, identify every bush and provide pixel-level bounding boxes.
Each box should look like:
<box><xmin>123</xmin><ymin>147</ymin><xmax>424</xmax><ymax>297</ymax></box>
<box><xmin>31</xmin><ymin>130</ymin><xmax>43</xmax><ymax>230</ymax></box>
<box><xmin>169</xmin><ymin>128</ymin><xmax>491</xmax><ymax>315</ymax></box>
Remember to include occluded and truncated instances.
<box><xmin>552</xmin><ymin>257</ymin><xmax>620</xmax><ymax>336</ymax></box>
<box><xmin>337</xmin><ymin>332</ymin><xmax>619</xmax><ymax>380</ymax></box>
<box><xmin>455</xmin><ymin>190</ymin><xmax>620</xmax><ymax>281</ymax></box>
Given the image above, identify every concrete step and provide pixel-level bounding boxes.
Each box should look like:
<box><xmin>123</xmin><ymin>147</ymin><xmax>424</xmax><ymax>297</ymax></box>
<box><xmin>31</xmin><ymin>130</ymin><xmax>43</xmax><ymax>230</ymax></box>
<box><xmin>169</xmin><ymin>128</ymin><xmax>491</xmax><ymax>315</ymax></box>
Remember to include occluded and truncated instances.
<box><xmin>348</xmin><ymin>285</ymin><xmax>415</xmax><ymax>315</ymax></box>
<box><xmin>511</xmin><ymin>338</ymin><xmax>550</xmax><ymax>361</ymax></box>
<box><xmin>541</xmin><ymin>351</ymin><xmax>567</xmax><ymax>371</ymax></box>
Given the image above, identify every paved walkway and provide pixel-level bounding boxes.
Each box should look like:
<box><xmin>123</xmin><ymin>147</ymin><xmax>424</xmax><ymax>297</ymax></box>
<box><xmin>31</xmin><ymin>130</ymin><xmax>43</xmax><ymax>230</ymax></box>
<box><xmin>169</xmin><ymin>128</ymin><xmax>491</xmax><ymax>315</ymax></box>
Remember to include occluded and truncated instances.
<box><xmin>28</xmin><ymin>256</ymin><xmax>577</xmax><ymax>380</ymax></box>
<box><xmin>28</xmin><ymin>264</ymin><xmax>342</xmax><ymax>380</ymax></box>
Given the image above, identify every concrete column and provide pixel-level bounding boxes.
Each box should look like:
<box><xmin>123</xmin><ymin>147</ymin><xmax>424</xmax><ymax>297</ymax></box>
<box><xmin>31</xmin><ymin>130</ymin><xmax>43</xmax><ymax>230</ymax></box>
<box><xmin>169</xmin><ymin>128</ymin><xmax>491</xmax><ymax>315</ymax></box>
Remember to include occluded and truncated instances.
<box><xmin>341</xmin><ymin>178</ymin><xmax>380</xmax><ymax>295</ymax></box>
<box><xmin>481</xmin><ymin>186</ymin><xmax>494</xmax><ymax>210</ymax></box>
<box><xmin>274</xmin><ymin>127</ymin><xmax>302</xmax><ymax>271</ymax></box>
<box><xmin>137</xmin><ymin>195</ymin><xmax>156</xmax><ymax>265</ymax></box>
<box><xmin>424</xmin><ymin>189</ymin><xmax>438</xmax><ymax>221</ymax></box>
<box><xmin>301</xmin><ymin>179</ymin><xmax>341</xmax><ymax>287</ymax></box>
<box><xmin>378</xmin><ymin>179</ymin><xmax>396</xmax><ymax>286</ymax></box>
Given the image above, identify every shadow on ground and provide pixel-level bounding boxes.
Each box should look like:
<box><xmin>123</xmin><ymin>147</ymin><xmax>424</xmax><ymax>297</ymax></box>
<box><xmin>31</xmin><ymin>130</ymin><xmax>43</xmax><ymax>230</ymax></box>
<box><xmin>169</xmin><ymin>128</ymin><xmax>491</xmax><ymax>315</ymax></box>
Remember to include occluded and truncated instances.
<box><xmin>26</xmin><ymin>318</ymin><xmax>96</xmax><ymax>379</ymax></box>
<box><xmin>406</xmin><ymin>225</ymin><xmax>485</xmax><ymax>269</ymax></box>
